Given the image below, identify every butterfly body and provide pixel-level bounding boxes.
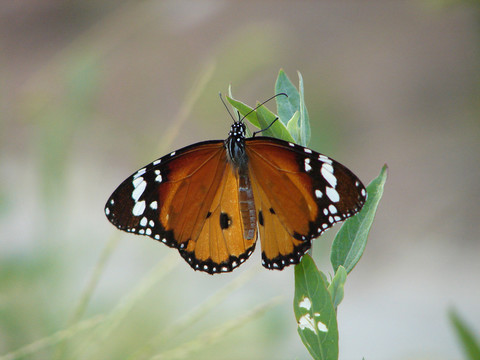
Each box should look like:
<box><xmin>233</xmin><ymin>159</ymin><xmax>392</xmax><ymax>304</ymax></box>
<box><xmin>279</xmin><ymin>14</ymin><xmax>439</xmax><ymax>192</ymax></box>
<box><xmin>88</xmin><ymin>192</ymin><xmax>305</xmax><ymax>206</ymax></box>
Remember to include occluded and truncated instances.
<box><xmin>105</xmin><ymin>120</ymin><xmax>366</xmax><ymax>274</ymax></box>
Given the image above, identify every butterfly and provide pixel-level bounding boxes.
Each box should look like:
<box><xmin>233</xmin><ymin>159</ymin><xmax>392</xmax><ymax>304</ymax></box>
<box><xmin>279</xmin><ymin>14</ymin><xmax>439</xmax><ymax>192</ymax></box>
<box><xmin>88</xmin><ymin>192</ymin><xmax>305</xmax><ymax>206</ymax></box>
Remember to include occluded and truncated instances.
<box><xmin>105</xmin><ymin>106</ymin><xmax>366</xmax><ymax>274</ymax></box>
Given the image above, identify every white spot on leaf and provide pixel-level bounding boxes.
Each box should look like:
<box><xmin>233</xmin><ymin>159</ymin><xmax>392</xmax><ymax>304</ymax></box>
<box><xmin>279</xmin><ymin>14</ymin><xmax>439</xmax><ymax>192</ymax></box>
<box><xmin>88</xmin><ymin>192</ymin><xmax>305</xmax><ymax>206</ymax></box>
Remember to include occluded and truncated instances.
<box><xmin>298</xmin><ymin>314</ymin><xmax>316</xmax><ymax>333</ymax></box>
<box><xmin>299</xmin><ymin>297</ymin><xmax>312</xmax><ymax>310</ymax></box>
<box><xmin>317</xmin><ymin>320</ymin><xmax>328</xmax><ymax>332</ymax></box>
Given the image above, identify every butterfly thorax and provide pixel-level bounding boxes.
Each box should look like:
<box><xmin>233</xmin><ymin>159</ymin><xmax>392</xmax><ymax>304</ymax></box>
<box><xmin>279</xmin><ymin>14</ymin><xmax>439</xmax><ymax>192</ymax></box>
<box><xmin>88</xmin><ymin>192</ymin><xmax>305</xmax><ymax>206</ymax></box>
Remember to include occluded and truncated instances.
<box><xmin>225</xmin><ymin>122</ymin><xmax>248</xmax><ymax>170</ymax></box>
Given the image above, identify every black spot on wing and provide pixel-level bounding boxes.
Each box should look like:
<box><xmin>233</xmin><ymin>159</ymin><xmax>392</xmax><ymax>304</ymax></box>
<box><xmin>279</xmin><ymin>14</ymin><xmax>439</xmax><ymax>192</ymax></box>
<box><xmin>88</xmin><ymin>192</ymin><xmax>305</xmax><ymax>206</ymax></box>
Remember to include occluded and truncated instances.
<box><xmin>258</xmin><ymin>210</ymin><xmax>264</xmax><ymax>226</ymax></box>
<box><xmin>219</xmin><ymin>212</ymin><xmax>231</xmax><ymax>230</ymax></box>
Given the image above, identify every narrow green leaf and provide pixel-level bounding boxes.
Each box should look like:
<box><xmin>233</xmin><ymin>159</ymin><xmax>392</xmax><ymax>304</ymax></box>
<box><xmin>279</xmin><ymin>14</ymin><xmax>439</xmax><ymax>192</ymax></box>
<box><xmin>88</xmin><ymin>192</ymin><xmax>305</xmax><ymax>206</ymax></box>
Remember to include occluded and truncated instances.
<box><xmin>331</xmin><ymin>165</ymin><xmax>388</xmax><ymax>273</ymax></box>
<box><xmin>449</xmin><ymin>308</ymin><xmax>480</xmax><ymax>360</ymax></box>
<box><xmin>286</xmin><ymin>111</ymin><xmax>301</xmax><ymax>142</ymax></box>
<box><xmin>294</xmin><ymin>255</ymin><xmax>338</xmax><ymax>360</ymax></box>
<box><xmin>297</xmin><ymin>71</ymin><xmax>311</xmax><ymax>146</ymax></box>
<box><xmin>226</xmin><ymin>96</ymin><xmax>260</xmax><ymax>128</ymax></box>
<box><xmin>256</xmin><ymin>105</ymin><xmax>295</xmax><ymax>142</ymax></box>
<box><xmin>327</xmin><ymin>266</ymin><xmax>347</xmax><ymax>309</ymax></box>
<box><xmin>275</xmin><ymin>69</ymin><xmax>300</xmax><ymax>125</ymax></box>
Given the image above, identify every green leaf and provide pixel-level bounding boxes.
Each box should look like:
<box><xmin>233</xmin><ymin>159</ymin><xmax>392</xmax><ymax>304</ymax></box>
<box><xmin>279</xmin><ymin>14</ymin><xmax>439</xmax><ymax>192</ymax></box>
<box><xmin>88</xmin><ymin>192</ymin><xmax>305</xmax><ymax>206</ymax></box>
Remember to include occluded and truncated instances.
<box><xmin>226</xmin><ymin>96</ymin><xmax>260</xmax><ymax>128</ymax></box>
<box><xmin>256</xmin><ymin>105</ymin><xmax>295</xmax><ymax>142</ymax></box>
<box><xmin>275</xmin><ymin>69</ymin><xmax>310</xmax><ymax>146</ymax></box>
<box><xmin>294</xmin><ymin>255</ymin><xmax>338</xmax><ymax>360</ymax></box>
<box><xmin>331</xmin><ymin>165</ymin><xmax>388</xmax><ymax>274</ymax></box>
<box><xmin>327</xmin><ymin>266</ymin><xmax>347</xmax><ymax>309</ymax></box>
<box><xmin>297</xmin><ymin>71</ymin><xmax>311</xmax><ymax>146</ymax></box>
<box><xmin>286</xmin><ymin>111</ymin><xmax>301</xmax><ymax>142</ymax></box>
<box><xmin>275</xmin><ymin>69</ymin><xmax>300</xmax><ymax>125</ymax></box>
<box><xmin>449</xmin><ymin>308</ymin><xmax>480</xmax><ymax>360</ymax></box>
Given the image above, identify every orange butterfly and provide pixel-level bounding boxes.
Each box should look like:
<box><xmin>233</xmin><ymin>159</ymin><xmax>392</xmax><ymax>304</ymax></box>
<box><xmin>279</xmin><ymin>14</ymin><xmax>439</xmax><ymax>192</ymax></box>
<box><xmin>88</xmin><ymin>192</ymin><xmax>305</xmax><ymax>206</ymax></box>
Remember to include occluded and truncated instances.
<box><xmin>105</xmin><ymin>108</ymin><xmax>366</xmax><ymax>274</ymax></box>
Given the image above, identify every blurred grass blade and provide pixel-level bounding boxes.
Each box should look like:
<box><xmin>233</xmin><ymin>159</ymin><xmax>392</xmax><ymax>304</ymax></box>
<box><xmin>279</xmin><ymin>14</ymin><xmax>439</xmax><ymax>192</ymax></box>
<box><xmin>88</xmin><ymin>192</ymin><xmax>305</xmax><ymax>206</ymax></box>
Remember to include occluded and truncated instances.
<box><xmin>54</xmin><ymin>233</ymin><xmax>120</xmax><ymax>359</ymax></box>
<box><xmin>331</xmin><ymin>165</ymin><xmax>388</xmax><ymax>273</ymax></box>
<box><xmin>449</xmin><ymin>308</ymin><xmax>480</xmax><ymax>360</ymax></box>
<box><xmin>128</xmin><ymin>267</ymin><xmax>259</xmax><ymax>360</ymax></box>
<box><xmin>294</xmin><ymin>255</ymin><xmax>338</xmax><ymax>360</ymax></box>
<box><xmin>157</xmin><ymin>59</ymin><xmax>216</xmax><ymax>154</ymax></box>
<box><xmin>327</xmin><ymin>266</ymin><xmax>347</xmax><ymax>309</ymax></box>
<box><xmin>0</xmin><ymin>315</ymin><xmax>104</xmax><ymax>360</ymax></box>
<box><xmin>150</xmin><ymin>296</ymin><xmax>282</xmax><ymax>360</ymax></box>
<box><xmin>73</xmin><ymin>254</ymin><xmax>180</xmax><ymax>359</ymax></box>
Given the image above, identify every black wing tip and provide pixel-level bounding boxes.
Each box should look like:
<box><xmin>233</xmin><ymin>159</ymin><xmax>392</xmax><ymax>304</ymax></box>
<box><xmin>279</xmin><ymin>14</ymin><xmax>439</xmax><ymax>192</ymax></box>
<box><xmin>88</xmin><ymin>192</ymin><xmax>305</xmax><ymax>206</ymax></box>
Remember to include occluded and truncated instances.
<box><xmin>261</xmin><ymin>241</ymin><xmax>311</xmax><ymax>271</ymax></box>
<box><xmin>179</xmin><ymin>244</ymin><xmax>256</xmax><ymax>275</ymax></box>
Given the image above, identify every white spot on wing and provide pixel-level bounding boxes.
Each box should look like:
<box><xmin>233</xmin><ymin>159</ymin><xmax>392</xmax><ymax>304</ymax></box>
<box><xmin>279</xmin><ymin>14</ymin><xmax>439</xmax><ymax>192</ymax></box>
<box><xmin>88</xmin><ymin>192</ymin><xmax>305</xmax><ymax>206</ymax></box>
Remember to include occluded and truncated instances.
<box><xmin>132</xmin><ymin>179</ymin><xmax>147</xmax><ymax>201</ymax></box>
<box><xmin>105</xmin><ymin>207</ymin><xmax>110</xmax><ymax>215</ymax></box>
<box><xmin>304</xmin><ymin>158</ymin><xmax>312</xmax><ymax>172</ymax></box>
<box><xmin>150</xmin><ymin>201</ymin><xmax>158</xmax><ymax>209</ymax></box>
<box><xmin>318</xmin><ymin>154</ymin><xmax>332</xmax><ymax>164</ymax></box>
<box><xmin>315</xmin><ymin>189</ymin><xmax>322</xmax><ymax>198</ymax></box>
<box><xmin>326</xmin><ymin>187</ymin><xmax>340</xmax><ymax>202</ymax></box>
<box><xmin>132</xmin><ymin>200</ymin><xmax>146</xmax><ymax>216</ymax></box>
<box><xmin>321</xmin><ymin>164</ymin><xmax>337</xmax><ymax>188</ymax></box>
<box><xmin>133</xmin><ymin>168</ymin><xmax>146</xmax><ymax>179</ymax></box>
<box><xmin>304</xmin><ymin>148</ymin><xmax>312</xmax><ymax>154</ymax></box>
<box><xmin>153</xmin><ymin>159</ymin><xmax>161</xmax><ymax>165</ymax></box>
<box><xmin>140</xmin><ymin>217</ymin><xmax>148</xmax><ymax>227</ymax></box>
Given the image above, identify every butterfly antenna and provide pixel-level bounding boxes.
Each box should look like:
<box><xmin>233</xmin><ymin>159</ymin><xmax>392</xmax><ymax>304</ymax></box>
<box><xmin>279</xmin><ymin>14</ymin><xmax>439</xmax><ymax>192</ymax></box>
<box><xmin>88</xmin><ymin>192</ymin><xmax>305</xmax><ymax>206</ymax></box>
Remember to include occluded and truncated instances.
<box><xmin>239</xmin><ymin>92</ymin><xmax>288</xmax><ymax>123</ymax></box>
<box><xmin>219</xmin><ymin>93</ymin><xmax>237</xmax><ymax>123</ymax></box>
<box><xmin>252</xmin><ymin>117</ymin><xmax>279</xmax><ymax>137</ymax></box>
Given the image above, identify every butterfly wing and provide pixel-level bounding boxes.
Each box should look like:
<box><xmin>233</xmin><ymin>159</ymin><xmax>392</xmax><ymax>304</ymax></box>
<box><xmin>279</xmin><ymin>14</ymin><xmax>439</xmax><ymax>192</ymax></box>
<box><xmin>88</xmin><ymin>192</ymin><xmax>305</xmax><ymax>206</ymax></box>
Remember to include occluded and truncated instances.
<box><xmin>105</xmin><ymin>141</ymin><xmax>256</xmax><ymax>274</ymax></box>
<box><xmin>245</xmin><ymin>137</ymin><xmax>366</xmax><ymax>270</ymax></box>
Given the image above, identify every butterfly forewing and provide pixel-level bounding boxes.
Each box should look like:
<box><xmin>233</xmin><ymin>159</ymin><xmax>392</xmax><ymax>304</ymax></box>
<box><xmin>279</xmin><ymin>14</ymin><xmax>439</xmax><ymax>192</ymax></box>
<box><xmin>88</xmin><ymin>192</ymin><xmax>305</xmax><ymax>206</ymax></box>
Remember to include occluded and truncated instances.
<box><xmin>105</xmin><ymin>140</ymin><xmax>257</xmax><ymax>274</ymax></box>
<box><xmin>245</xmin><ymin>137</ymin><xmax>366</xmax><ymax>270</ymax></box>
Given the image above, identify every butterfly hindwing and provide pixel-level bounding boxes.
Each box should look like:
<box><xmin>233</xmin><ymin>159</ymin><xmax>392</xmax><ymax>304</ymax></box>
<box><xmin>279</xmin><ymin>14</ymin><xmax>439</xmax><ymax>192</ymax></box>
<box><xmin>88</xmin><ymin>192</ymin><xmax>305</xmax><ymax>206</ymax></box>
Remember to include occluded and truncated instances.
<box><xmin>105</xmin><ymin>140</ymin><xmax>257</xmax><ymax>274</ymax></box>
<box><xmin>245</xmin><ymin>137</ymin><xmax>366</xmax><ymax>270</ymax></box>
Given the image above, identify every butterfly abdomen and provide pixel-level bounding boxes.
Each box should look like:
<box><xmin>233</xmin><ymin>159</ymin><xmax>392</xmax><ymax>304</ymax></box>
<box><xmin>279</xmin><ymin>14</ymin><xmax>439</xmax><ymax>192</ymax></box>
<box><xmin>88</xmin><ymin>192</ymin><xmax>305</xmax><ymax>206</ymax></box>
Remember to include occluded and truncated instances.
<box><xmin>238</xmin><ymin>170</ymin><xmax>256</xmax><ymax>240</ymax></box>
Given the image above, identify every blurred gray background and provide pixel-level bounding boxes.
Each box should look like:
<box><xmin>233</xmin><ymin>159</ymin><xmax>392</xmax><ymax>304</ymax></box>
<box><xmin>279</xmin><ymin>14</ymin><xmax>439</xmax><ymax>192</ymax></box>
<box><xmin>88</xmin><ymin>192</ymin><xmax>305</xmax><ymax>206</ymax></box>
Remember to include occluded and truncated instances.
<box><xmin>1</xmin><ymin>1</ymin><xmax>479</xmax><ymax>359</ymax></box>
